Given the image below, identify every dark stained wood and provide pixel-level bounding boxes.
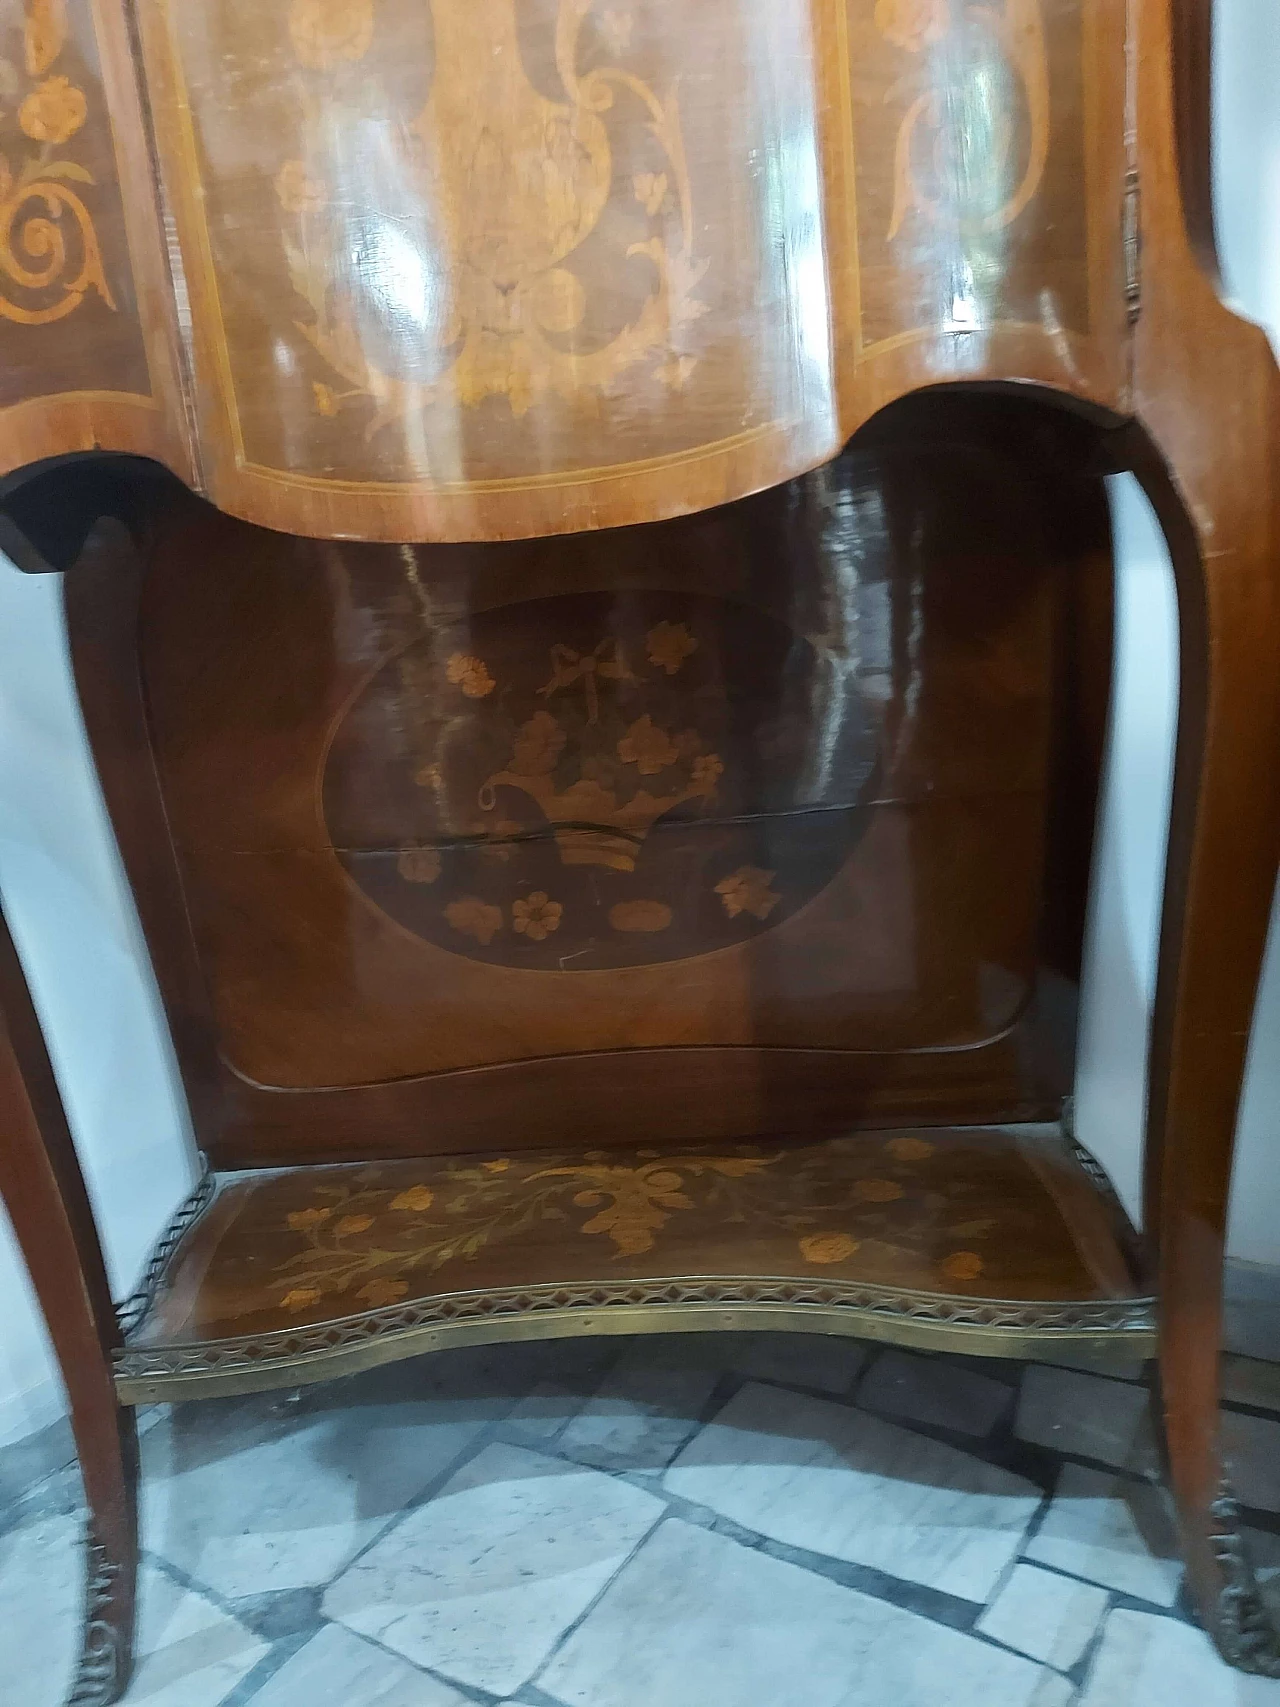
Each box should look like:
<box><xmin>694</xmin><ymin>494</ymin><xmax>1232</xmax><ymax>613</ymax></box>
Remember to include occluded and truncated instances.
<box><xmin>0</xmin><ymin>0</ymin><xmax>190</xmax><ymax>484</ymax></box>
<box><xmin>56</xmin><ymin>399</ymin><xmax>1110</xmax><ymax>1170</ymax></box>
<box><xmin>64</xmin><ymin>516</ymin><xmax>227</xmax><ymax>1153</ymax></box>
<box><xmin>0</xmin><ymin>0</ymin><xmax>1276</xmax><ymax>1677</ymax></box>
<box><xmin>0</xmin><ymin>0</ymin><xmax>1129</xmax><ymax>541</ymax></box>
<box><xmin>0</xmin><ymin>906</ymin><xmax>137</xmax><ymax>1704</ymax></box>
<box><xmin>120</xmin><ymin>1126</ymin><xmax>1150</xmax><ymax>1402</ymax></box>
<box><xmin>1127</xmin><ymin>0</ymin><xmax>1280</xmax><ymax>1670</ymax></box>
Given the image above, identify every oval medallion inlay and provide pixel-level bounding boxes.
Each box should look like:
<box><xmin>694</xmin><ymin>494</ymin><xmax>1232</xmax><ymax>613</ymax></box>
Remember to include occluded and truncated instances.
<box><xmin>323</xmin><ymin>589</ymin><xmax>880</xmax><ymax>969</ymax></box>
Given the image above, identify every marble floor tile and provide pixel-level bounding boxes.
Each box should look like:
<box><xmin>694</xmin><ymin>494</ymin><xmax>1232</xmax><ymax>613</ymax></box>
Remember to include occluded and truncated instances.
<box><xmin>0</xmin><ymin>1416</ymin><xmax>75</xmax><ymax>1514</ymax></box>
<box><xmin>1041</xmin><ymin>1348</ymin><xmax>1149</xmax><ymax>1381</ymax></box>
<box><xmin>665</xmin><ymin>1380</ymin><xmax>1041</xmax><ymax>1601</ymax></box>
<box><xmin>1078</xmin><ymin>1608</ymin><xmax>1280</xmax><ymax>1706</ymax></box>
<box><xmin>1015</xmin><ymin>1365</ymin><xmax>1157</xmax><ymax>1472</ymax></box>
<box><xmin>1243</xmin><ymin>1527</ymin><xmax>1280</xmax><ymax>1625</ymax></box>
<box><xmin>1224</xmin><ymin>1410</ymin><xmax>1280</xmax><ymax>1513</ymax></box>
<box><xmin>123</xmin><ymin>1564</ymin><xmax>269</xmax><ymax>1707</ymax></box>
<box><xmin>1222</xmin><ymin>1357</ymin><xmax>1280</xmax><ymax>1416</ymax></box>
<box><xmin>0</xmin><ymin>1512</ymin><xmax>79</xmax><ymax>1707</ymax></box>
<box><xmin>976</xmin><ymin>1561</ymin><xmax>1110</xmax><ymax>1670</ymax></box>
<box><xmin>499</xmin><ymin>1381</ymin><xmax>587</xmax><ymax>1446</ymax></box>
<box><xmin>324</xmin><ymin>1440</ymin><xmax>665</xmax><ymax>1696</ymax></box>
<box><xmin>859</xmin><ymin>1350</ymin><xmax>1013</xmax><ymax>1438</ymax></box>
<box><xmin>540</xmin><ymin>1516</ymin><xmax>1071</xmax><ymax>1707</ymax></box>
<box><xmin>716</xmin><ymin>1331</ymin><xmax>868</xmax><ymax>1395</ymax></box>
<box><xmin>247</xmin><ymin>1622</ymin><xmax>471</xmax><ymax>1707</ymax></box>
<box><xmin>141</xmin><ymin>1370</ymin><xmax>498</xmax><ymax>1599</ymax></box>
<box><xmin>1024</xmin><ymin>1464</ymin><xmax>1182</xmax><ymax>1606</ymax></box>
<box><xmin>558</xmin><ymin>1345</ymin><xmax>720</xmax><ymax>1471</ymax></box>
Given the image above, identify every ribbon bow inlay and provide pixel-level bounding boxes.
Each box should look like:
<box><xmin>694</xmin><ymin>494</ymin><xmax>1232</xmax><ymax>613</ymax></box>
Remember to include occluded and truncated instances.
<box><xmin>538</xmin><ymin>638</ymin><xmax>637</xmax><ymax>725</ymax></box>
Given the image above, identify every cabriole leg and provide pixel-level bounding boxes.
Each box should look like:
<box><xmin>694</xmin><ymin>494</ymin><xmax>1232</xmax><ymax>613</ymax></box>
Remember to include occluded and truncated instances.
<box><xmin>0</xmin><ymin>909</ymin><xmax>137</xmax><ymax>1703</ymax></box>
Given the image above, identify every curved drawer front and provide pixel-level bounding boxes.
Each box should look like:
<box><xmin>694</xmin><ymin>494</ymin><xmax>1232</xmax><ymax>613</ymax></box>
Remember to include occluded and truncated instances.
<box><xmin>0</xmin><ymin>0</ymin><xmax>1128</xmax><ymax>540</ymax></box>
<box><xmin>825</xmin><ymin>0</ymin><xmax>1128</xmax><ymax>419</ymax></box>
<box><xmin>140</xmin><ymin>0</ymin><xmax>841</xmax><ymax>538</ymax></box>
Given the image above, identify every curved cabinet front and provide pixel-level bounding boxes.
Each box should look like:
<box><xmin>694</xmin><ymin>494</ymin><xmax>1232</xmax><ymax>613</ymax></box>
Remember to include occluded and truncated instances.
<box><xmin>0</xmin><ymin>0</ymin><xmax>1127</xmax><ymax>540</ymax></box>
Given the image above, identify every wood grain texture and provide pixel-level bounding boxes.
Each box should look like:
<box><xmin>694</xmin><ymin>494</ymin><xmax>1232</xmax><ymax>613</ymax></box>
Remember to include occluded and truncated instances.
<box><xmin>0</xmin><ymin>0</ymin><xmax>1127</xmax><ymax>542</ymax></box>
<box><xmin>116</xmin><ymin>1126</ymin><xmax>1151</xmax><ymax>1403</ymax></box>
<box><xmin>3</xmin><ymin>0</ymin><xmax>1278</xmax><ymax>1675</ymax></box>
<box><xmin>0</xmin><ymin>904</ymin><xmax>137</xmax><ymax>1704</ymax></box>
<box><xmin>61</xmin><ymin>396</ymin><xmax>1111</xmax><ymax>1170</ymax></box>
<box><xmin>0</xmin><ymin>0</ymin><xmax>190</xmax><ymax>485</ymax></box>
<box><xmin>1126</xmin><ymin>0</ymin><xmax>1280</xmax><ymax>1670</ymax></box>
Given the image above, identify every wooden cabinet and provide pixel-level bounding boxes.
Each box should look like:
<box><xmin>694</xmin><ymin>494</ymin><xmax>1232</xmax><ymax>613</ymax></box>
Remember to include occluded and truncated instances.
<box><xmin>1</xmin><ymin>1</ymin><xmax>1279</xmax><ymax>1697</ymax></box>
<box><xmin>0</xmin><ymin>0</ymin><xmax>1130</xmax><ymax>535</ymax></box>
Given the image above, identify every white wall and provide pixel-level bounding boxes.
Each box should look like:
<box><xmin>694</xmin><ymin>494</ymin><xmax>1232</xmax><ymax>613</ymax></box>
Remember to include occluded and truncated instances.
<box><xmin>0</xmin><ymin>567</ymin><xmax>195</xmax><ymax>1446</ymax></box>
<box><xmin>1075</xmin><ymin>0</ymin><xmax>1280</xmax><ymax>1258</ymax></box>
<box><xmin>1</xmin><ymin>0</ymin><xmax>1279</xmax><ymax>1443</ymax></box>
<box><xmin>1208</xmin><ymin>0</ymin><xmax>1280</xmax><ymax>1269</ymax></box>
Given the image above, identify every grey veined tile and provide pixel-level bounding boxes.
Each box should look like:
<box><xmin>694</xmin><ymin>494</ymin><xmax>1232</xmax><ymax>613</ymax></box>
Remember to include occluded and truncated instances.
<box><xmin>977</xmin><ymin>1562</ymin><xmax>1109</xmax><ymax>1671</ymax></box>
<box><xmin>558</xmin><ymin>1344</ymin><xmax>720</xmax><ymax>1471</ymax></box>
<box><xmin>1025</xmin><ymin>1464</ymin><xmax>1182</xmax><ymax>1606</ymax></box>
<box><xmin>719</xmin><ymin>1331</ymin><xmax>869</xmax><ymax>1395</ymax></box>
<box><xmin>665</xmin><ymin>1380</ymin><xmax>1041</xmax><ymax>1601</ymax></box>
<box><xmin>324</xmin><ymin>1441</ymin><xmax>664</xmax><ymax>1696</ymax></box>
<box><xmin>2</xmin><ymin>1519</ymin><xmax>270</xmax><ymax>1707</ymax></box>
<box><xmin>124</xmin><ymin>1565</ymin><xmax>269</xmax><ymax>1707</ymax></box>
<box><xmin>1224</xmin><ymin>1410</ymin><xmax>1280</xmax><ymax>1514</ymax></box>
<box><xmin>249</xmin><ymin>1623</ymin><xmax>473</xmax><ymax>1707</ymax></box>
<box><xmin>499</xmin><ymin>1381</ymin><xmax>587</xmax><ymax>1447</ymax></box>
<box><xmin>1243</xmin><ymin>1527</ymin><xmax>1280</xmax><ymax>1628</ymax></box>
<box><xmin>0</xmin><ymin>1512</ymin><xmax>79</xmax><ymax>1707</ymax></box>
<box><xmin>540</xmin><ymin>1517</ymin><xmax>1072</xmax><ymax>1707</ymax></box>
<box><xmin>1222</xmin><ymin>1355</ymin><xmax>1280</xmax><ymax>1417</ymax></box>
<box><xmin>140</xmin><ymin>1373</ymin><xmax>496</xmax><ymax>1599</ymax></box>
<box><xmin>1079</xmin><ymin>1608</ymin><xmax>1280</xmax><ymax>1707</ymax></box>
<box><xmin>1015</xmin><ymin>1364</ymin><xmax>1157</xmax><ymax>1472</ymax></box>
<box><xmin>859</xmin><ymin>1350</ymin><xmax>1013</xmax><ymax>1438</ymax></box>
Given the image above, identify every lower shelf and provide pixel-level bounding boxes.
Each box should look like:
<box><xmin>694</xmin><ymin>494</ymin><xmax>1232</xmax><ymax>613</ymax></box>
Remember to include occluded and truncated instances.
<box><xmin>115</xmin><ymin>1126</ymin><xmax>1156</xmax><ymax>1402</ymax></box>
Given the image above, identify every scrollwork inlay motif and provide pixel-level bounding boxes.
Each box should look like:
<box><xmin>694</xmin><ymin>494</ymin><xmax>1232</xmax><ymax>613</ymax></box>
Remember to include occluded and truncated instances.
<box><xmin>277</xmin><ymin>0</ymin><xmax>708</xmax><ymax>434</ymax></box>
<box><xmin>877</xmin><ymin>0</ymin><xmax>1050</xmax><ymax>241</ymax></box>
<box><xmin>0</xmin><ymin>0</ymin><xmax>114</xmax><ymax>325</ymax></box>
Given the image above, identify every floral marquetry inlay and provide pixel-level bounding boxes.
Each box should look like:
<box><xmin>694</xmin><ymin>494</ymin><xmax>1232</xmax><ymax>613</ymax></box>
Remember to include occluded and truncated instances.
<box><xmin>847</xmin><ymin>0</ymin><xmax>1096</xmax><ymax>357</ymax></box>
<box><xmin>150</xmin><ymin>0</ymin><xmax>843</xmax><ymax>505</ymax></box>
<box><xmin>322</xmin><ymin>587</ymin><xmax>881</xmax><ymax>973</ymax></box>
<box><xmin>0</xmin><ymin>0</ymin><xmax>114</xmax><ymax>325</ymax></box>
<box><xmin>124</xmin><ymin>1131</ymin><xmax>1142</xmax><ymax>1353</ymax></box>
<box><xmin>874</xmin><ymin>0</ymin><xmax>1050</xmax><ymax>242</ymax></box>
<box><xmin>275</xmin><ymin>0</ymin><xmax>709</xmax><ymax>433</ymax></box>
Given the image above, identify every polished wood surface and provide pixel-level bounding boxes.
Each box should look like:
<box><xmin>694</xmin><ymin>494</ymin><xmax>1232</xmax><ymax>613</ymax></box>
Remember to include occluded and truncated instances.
<box><xmin>0</xmin><ymin>905</ymin><xmax>137</xmax><ymax>1702</ymax></box>
<box><xmin>118</xmin><ymin>1126</ymin><xmax>1151</xmax><ymax>1402</ymax></box>
<box><xmin>0</xmin><ymin>0</ymin><xmax>1125</xmax><ymax>540</ymax></box>
<box><xmin>0</xmin><ymin>0</ymin><xmax>189</xmax><ymax>481</ymax></box>
<box><xmin>62</xmin><ymin>398</ymin><xmax>1110</xmax><ymax>1169</ymax></box>
<box><xmin>1123</xmin><ymin>0</ymin><xmax>1280</xmax><ymax>1670</ymax></box>
<box><xmin>1</xmin><ymin>0</ymin><xmax>1278</xmax><ymax>1683</ymax></box>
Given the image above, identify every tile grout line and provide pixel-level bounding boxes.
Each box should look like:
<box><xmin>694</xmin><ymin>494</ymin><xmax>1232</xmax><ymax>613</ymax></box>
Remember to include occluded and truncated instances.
<box><xmin>524</xmin><ymin>1505</ymin><xmax>675</xmax><ymax>1695</ymax></box>
<box><xmin>22</xmin><ymin>1341</ymin><xmax>1278</xmax><ymax>1701</ymax></box>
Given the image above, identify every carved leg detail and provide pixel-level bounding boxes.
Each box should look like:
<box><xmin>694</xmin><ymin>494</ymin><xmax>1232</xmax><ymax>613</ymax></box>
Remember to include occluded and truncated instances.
<box><xmin>1204</xmin><ymin>1484</ymin><xmax>1280</xmax><ymax>1675</ymax></box>
<box><xmin>70</xmin><ymin>1502</ymin><xmax>139</xmax><ymax>1707</ymax></box>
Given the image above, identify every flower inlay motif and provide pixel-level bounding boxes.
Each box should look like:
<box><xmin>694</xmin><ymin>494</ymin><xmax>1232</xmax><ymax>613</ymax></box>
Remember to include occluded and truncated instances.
<box><xmin>0</xmin><ymin>2</ymin><xmax>115</xmax><ymax>325</ymax></box>
<box><xmin>277</xmin><ymin>0</ymin><xmax>709</xmax><ymax>434</ymax></box>
<box><xmin>250</xmin><ymin>1133</ymin><xmax>1049</xmax><ymax>1325</ymax></box>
